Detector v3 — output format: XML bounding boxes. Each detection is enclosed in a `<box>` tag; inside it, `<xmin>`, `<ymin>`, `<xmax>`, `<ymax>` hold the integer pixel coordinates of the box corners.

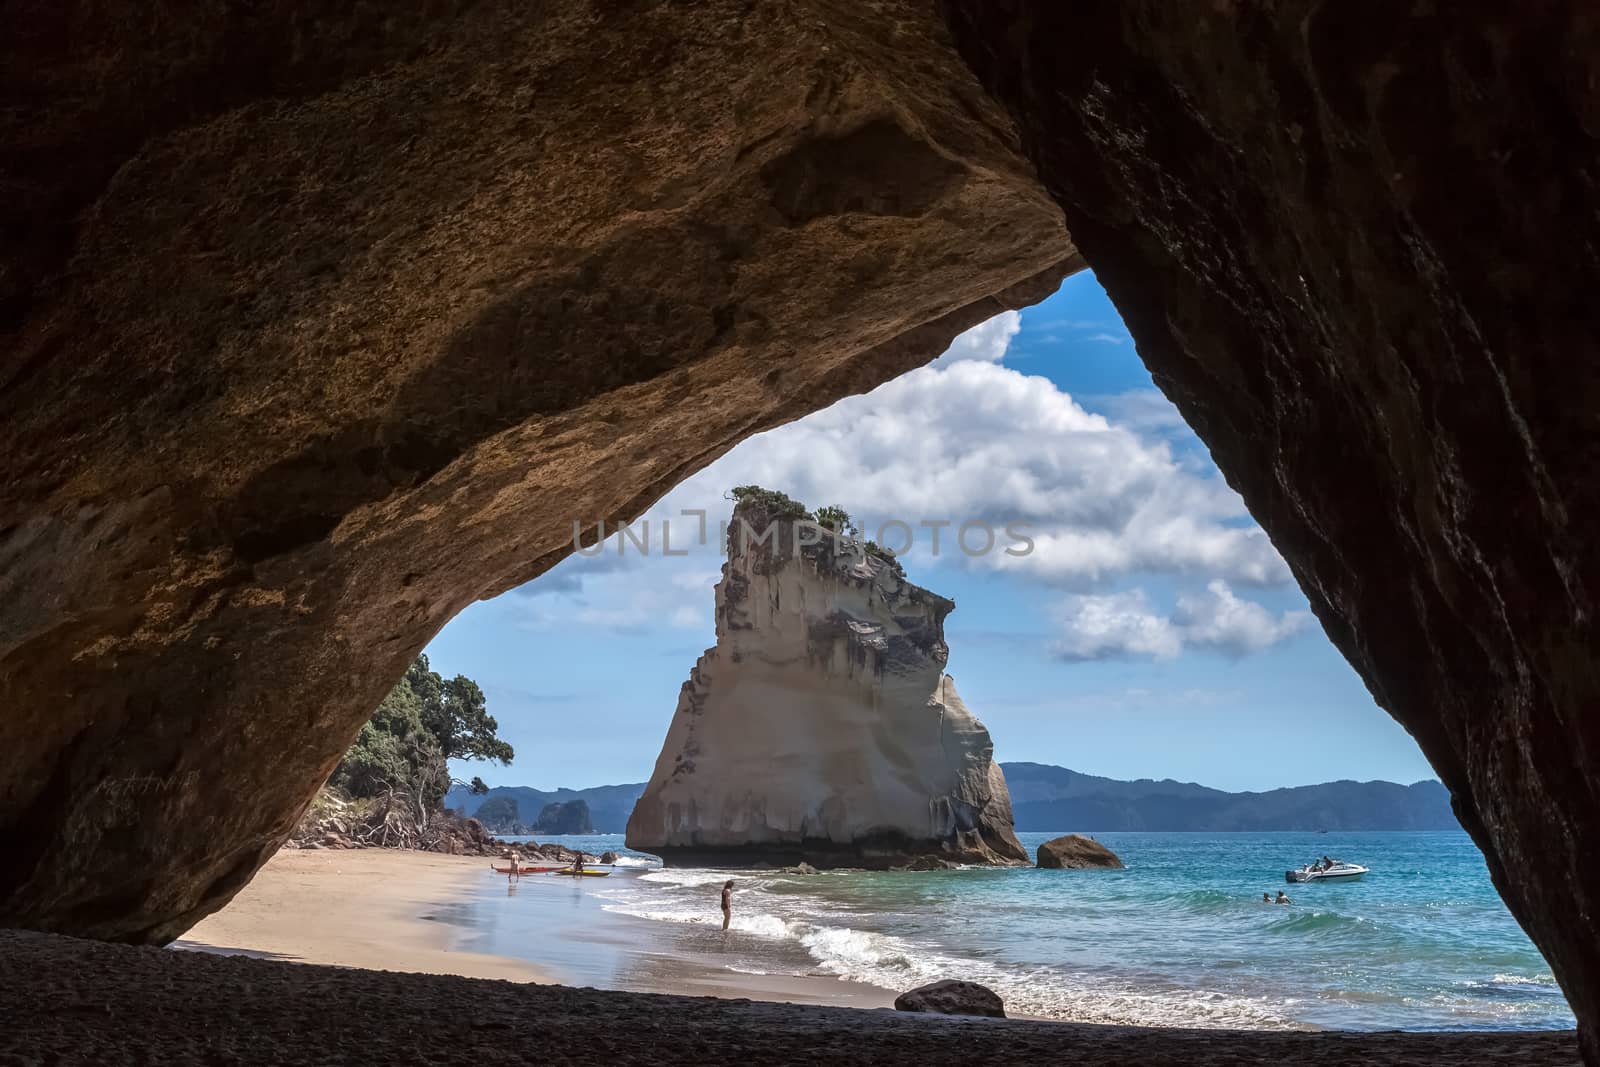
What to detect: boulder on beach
<box><xmin>1036</xmin><ymin>835</ymin><xmax>1124</xmax><ymax>869</ymax></box>
<box><xmin>893</xmin><ymin>980</ymin><xmax>1006</xmax><ymax>1018</ymax></box>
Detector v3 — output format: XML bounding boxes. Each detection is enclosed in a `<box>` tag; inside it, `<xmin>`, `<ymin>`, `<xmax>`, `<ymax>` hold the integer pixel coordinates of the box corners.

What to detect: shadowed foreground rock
<box><xmin>0</xmin><ymin>932</ymin><xmax>1579</xmax><ymax>1066</ymax></box>
<box><xmin>5</xmin><ymin>1</ymin><xmax>1600</xmax><ymax>1057</ymax></box>
<box><xmin>895</xmin><ymin>980</ymin><xmax>1007</xmax><ymax>1019</ymax></box>
<box><xmin>1036</xmin><ymin>835</ymin><xmax>1123</xmax><ymax>870</ymax></box>
<box><xmin>942</xmin><ymin>1</ymin><xmax>1600</xmax><ymax>1056</ymax></box>
<box><xmin>0</xmin><ymin>0</ymin><xmax>1072</xmax><ymax>943</ymax></box>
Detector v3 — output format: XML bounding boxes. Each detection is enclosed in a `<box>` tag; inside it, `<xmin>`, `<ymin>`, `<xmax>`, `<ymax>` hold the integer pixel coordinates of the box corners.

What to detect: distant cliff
<box><xmin>534</xmin><ymin>800</ymin><xmax>593</xmax><ymax>835</ymax></box>
<box><xmin>447</xmin><ymin>783</ymin><xmax>644</xmax><ymax>834</ymax></box>
<box><xmin>1001</xmin><ymin>763</ymin><xmax>1460</xmax><ymax>832</ymax></box>
<box><xmin>625</xmin><ymin>493</ymin><xmax>1027</xmax><ymax>869</ymax></box>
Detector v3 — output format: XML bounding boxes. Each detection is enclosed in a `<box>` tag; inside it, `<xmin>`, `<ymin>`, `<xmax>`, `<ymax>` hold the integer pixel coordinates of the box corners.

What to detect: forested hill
<box><xmin>450</xmin><ymin>766</ymin><xmax>1458</xmax><ymax>836</ymax></box>
<box><xmin>446</xmin><ymin>782</ymin><xmax>645</xmax><ymax>834</ymax></box>
<box><xmin>1000</xmin><ymin>762</ymin><xmax>1459</xmax><ymax>832</ymax></box>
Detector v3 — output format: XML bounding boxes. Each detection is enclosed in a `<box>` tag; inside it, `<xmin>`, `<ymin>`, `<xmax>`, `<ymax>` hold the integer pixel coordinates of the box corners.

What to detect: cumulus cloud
<box><xmin>1054</xmin><ymin>580</ymin><xmax>1310</xmax><ymax>661</ymax></box>
<box><xmin>1053</xmin><ymin>590</ymin><xmax>1183</xmax><ymax>661</ymax></box>
<box><xmin>636</xmin><ymin>333</ymin><xmax>1290</xmax><ymax>588</ymax></box>
<box><xmin>519</xmin><ymin>309</ymin><xmax>1301</xmax><ymax>665</ymax></box>
<box><xmin>929</xmin><ymin>311</ymin><xmax>1022</xmax><ymax>367</ymax></box>
<box><xmin>1173</xmin><ymin>579</ymin><xmax>1312</xmax><ymax>655</ymax></box>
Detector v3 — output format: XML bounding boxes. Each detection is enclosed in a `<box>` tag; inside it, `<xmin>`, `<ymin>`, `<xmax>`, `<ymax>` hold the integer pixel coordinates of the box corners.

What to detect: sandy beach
<box><xmin>179</xmin><ymin>849</ymin><xmax>550</xmax><ymax>983</ymax></box>
<box><xmin>181</xmin><ymin>847</ymin><xmax>896</xmax><ymax>1011</ymax></box>
<box><xmin>3</xmin><ymin>849</ymin><xmax>1574</xmax><ymax>1065</ymax></box>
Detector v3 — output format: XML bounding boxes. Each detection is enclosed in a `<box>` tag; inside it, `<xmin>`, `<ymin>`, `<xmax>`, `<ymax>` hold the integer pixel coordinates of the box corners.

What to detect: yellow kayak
<box><xmin>553</xmin><ymin>869</ymin><xmax>611</xmax><ymax>877</ymax></box>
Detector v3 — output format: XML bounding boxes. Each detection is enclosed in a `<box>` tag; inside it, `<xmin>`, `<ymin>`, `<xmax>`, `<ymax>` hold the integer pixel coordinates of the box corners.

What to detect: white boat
<box><xmin>1286</xmin><ymin>860</ymin><xmax>1369</xmax><ymax>883</ymax></box>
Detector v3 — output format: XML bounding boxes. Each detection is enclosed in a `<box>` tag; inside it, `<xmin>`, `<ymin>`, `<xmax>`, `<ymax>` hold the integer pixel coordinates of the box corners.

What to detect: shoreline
<box><xmin>2</xmin><ymin>929</ymin><xmax>1579</xmax><ymax>1066</ymax></box>
<box><xmin>179</xmin><ymin>848</ymin><xmax>551</xmax><ymax>983</ymax></box>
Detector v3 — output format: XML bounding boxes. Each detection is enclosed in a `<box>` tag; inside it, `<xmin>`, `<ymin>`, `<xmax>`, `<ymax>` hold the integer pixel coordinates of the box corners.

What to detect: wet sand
<box><xmin>1</xmin><ymin>929</ymin><xmax>1578</xmax><ymax>1066</ymax></box>
<box><xmin>447</xmin><ymin>857</ymin><xmax>899</xmax><ymax>1010</ymax></box>
<box><xmin>179</xmin><ymin>848</ymin><xmax>550</xmax><ymax>983</ymax></box>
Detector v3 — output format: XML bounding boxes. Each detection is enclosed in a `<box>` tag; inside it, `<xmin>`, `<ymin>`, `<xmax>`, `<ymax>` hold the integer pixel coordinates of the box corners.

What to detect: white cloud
<box><xmin>929</xmin><ymin>311</ymin><xmax>1021</xmax><ymax>366</ymax></box>
<box><xmin>516</xmin><ymin>310</ymin><xmax>1302</xmax><ymax>665</ymax></box>
<box><xmin>1053</xmin><ymin>590</ymin><xmax>1183</xmax><ymax>661</ymax></box>
<box><xmin>1054</xmin><ymin>580</ymin><xmax>1309</xmax><ymax>661</ymax></box>
<box><xmin>1087</xmin><ymin>332</ymin><xmax>1126</xmax><ymax>345</ymax></box>
<box><xmin>1173</xmin><ymin>579</ymin><xmax>1312</xmax><ymax>656</ymax></box>
<box><xmin>636</xmin><ymin>340</ymin><xmax>1290</xmax><ymax>588</ymax></box>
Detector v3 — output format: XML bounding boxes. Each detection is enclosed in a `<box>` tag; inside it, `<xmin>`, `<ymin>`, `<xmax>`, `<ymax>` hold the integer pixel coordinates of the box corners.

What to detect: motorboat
<box><xmin>1286</xmin><ymin>859</ymin><xmax>1368</xmax><ymax>883</ymax></box>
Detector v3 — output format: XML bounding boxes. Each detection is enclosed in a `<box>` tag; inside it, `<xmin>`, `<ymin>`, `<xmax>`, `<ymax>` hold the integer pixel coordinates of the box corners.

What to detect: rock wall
<box><xmin>626</xmin><ymin>503</ymin><xmax>1027</xmax><ymax>868</ymax></box>
<box><xmin>0</xmin><ymin>0</ymin><xmax>1074</xmax><ymax>943</ymax></box>
<box><xmin>940</xmin><ymin>0</ymin><xmax>1600</xmax><ymax>1056</ymax></box>
<box><xmin>5</xmin><ymin>2</ymin><xmax>1600</xmax><ymax>1052</ymax></box>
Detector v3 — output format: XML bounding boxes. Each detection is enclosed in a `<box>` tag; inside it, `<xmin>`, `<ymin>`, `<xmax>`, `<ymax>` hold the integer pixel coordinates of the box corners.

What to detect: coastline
<box><xmin>179</xmin><ymin>847</ymin><xmax>896</xmax><ymax>1010</ymax></box>
<box><xmin>2</xmin><ymin>929</ymin><xmax>1579</xmax><ymax>1067</ymax></box>
<box><xmin>178</xmin><ymin>848</ymin><xmax>551</xmax><ymax>983</ymax></box>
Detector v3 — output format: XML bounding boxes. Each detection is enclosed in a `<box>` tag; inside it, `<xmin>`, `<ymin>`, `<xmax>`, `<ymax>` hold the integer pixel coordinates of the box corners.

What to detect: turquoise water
<box><xmin>492</xmin><ymin>830</ymin><xmax>1571</xmax><ymax>1031</ymax></box>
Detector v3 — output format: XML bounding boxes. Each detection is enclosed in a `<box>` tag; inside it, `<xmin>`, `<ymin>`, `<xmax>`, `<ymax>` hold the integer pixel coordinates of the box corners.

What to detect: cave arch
<box><xmin>2</xmin><ymin>0</ymin><xmax>1596</xmax><ymax>1059</ymax></box>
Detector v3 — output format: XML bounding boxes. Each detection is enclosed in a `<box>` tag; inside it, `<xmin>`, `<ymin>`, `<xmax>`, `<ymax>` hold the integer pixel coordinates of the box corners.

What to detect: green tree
<box><xmin>330</xmin><ymin>654</ymin><xmax>512</xmax><ymax>809</ymax></box>
<box><xmin>813</xmin><ymin>505</ymin><xmax>857</xmax><ymax>537</ymax></box>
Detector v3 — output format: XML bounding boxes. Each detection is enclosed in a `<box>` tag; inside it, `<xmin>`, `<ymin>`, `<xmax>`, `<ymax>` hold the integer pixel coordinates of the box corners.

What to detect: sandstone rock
<box><xmin>1036</xmin><ymin>836</ymin><xmax>1123</xmax><ymax>870</ymax></box>
<box><xmin>0</xmin><ymin>1</ymin><xmax>1072</xmax><ymax>944</ymax></box>
<box><xmin>5</xmin><ymin>2</ymin><xmax>1599</xmax><ymax>1054</ymax></box>
<box><xmin>626</xmin><ymin>499</ymin><xmax>1028</xmax><ymax>870</ymax></box>
<box><xmin>939</xmin><ymin>5</ymin><xmax>1600</xmax><ymax>1049</ymax></box>
<box><xmin>893</xmin><ymin>980</ymin><xmax>1005</xmax><ymax>1019</ymax></box>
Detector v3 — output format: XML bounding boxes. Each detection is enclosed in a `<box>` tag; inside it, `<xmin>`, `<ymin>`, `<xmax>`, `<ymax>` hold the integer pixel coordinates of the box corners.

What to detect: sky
<box><xmin>429</xmin><ymin>271</ymin><xmax>1437</xmax><ymax>794</ymax></box>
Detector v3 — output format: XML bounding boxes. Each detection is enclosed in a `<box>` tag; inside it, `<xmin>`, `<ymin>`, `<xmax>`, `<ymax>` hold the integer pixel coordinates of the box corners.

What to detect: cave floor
<box><xmin>0</xmin><ymin>931</ymin><xmax>1578</xmax><ymax>1065</ymax></box>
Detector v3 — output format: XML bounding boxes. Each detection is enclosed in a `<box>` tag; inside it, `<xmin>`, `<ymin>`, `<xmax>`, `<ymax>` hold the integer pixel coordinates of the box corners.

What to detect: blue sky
<box><xmin>430</xmin><ymin>272</ymin><xmax>1437</xmax><ymax>793</ymax></box>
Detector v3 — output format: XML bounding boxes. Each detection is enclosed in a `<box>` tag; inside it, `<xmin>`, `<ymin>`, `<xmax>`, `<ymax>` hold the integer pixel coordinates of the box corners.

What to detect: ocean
<box><xmin>471</xmin><ymin>830</ymin><xmax>1572</xmax><ymax>1032</ymax></box>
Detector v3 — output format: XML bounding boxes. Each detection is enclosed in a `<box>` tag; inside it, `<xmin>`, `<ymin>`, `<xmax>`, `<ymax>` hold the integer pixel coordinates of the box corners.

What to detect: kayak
<box><xmin>553</xmin><ymin>869</ymin><xmax>611</xmax><ymax>877</ymax></box>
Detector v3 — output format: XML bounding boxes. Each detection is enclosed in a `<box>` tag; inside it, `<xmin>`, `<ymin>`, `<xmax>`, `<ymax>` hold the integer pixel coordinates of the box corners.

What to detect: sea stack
<box><xmin>626</xmin><ymin>492</ymin><xmax>1028</xmax><ymax>869</ymax></box>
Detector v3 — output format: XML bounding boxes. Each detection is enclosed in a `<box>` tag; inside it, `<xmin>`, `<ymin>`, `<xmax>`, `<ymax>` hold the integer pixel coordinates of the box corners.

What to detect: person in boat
<box><xmin>1322</xmin><ymin>855</ymin><xmax>1334</xmax><ymax>869</ymax></box>
<box><xmin>721</xmin><ymin>879</ymin><xmax>734</xmax><ymax>931</ymax></box>
<box><xmin>1276</xmin><ymin>890</ymin><xmax>1293</xmax><ymax>905</ymax></box>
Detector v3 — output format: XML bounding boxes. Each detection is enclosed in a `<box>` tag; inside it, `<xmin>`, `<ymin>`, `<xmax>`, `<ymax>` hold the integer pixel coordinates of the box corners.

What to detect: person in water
<box><xmin>721</xmin><ymin>879</ymin><xmax>734</xmax><ymax>931</ymax></box>
<box><xmin>1276</xmin><ymin>890</ymin><xmax>1293</xmax><ymax>905</ymax></box>
<box><xmin>569</xmin><ymin>850</ymin><xmax>585</xmax><ymax>875</ymax></box>
<box><xmin>503</xmin><ymin>848</ymin><xmax>520</xmax><ymax>879</ymax></box>
<box><xmin>1262</xmin><ymin>892</ymin><xmax>1272</xmax><ymax>903</ymax></box>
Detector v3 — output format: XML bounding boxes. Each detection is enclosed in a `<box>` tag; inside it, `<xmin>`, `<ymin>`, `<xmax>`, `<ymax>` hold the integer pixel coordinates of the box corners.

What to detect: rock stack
<box><xmin>626</xmin><ymin>496</ymin><xmax>1027</xmax><ymax>869</ymax></box>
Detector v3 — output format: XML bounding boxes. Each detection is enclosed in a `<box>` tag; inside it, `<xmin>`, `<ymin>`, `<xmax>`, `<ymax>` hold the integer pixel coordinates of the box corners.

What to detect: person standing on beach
<box><xmin>720</xmin><ymin>880</ymin><xmax>734</xmax><ymax>931</ymax></box>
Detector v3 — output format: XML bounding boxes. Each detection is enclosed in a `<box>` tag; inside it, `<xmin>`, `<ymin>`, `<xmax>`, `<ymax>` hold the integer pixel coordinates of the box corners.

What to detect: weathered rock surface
<box><xmin>941</xmin><ymin>1</ymin><xmax>1600</xmax><ymax>1055</ymax></box>
<box><xmin>6</xmin><ymin>3</ymin><xmax>1600</xmax><ymax>1054</ymax></box>
<box><xmin>0</xmin><ymin>2</ymin><xmax>1073</xmax><ymax>943</ymax></box>
<box><xmin>626</xmin><ymin>501</ymin><xmax>1028</xmax><ymax>869</ymax></box>
<box><xmin>894</xmin><ymin>979</ymin><xmax>1006</xmax><ymax>1019</ymax></box>
<box><xmin>1036</xmin><ymin>835</ymin><xmax>1124</xmax><ymax>870</ymax></box>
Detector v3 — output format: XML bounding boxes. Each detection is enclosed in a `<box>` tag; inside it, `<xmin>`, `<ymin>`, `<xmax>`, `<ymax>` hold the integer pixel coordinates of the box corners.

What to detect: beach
<box><xmin>179</xmin><ymin>849</ymin><xmax>549</xmax><ymax>983</ymax></box>
<box><xmin>1</xmin><ymin>929</ymin><xmax>1579</xmax><ymax>1066</ymax></box>
<box><xmin>178</xmin><ymin>831</ymin><xmax>1576</xmax><ymax>1034</ymax></box>
<box><xmin>43</xmin><ymin>843</ymin><xmax>1570</xmax><ymax>1065</ymax></box>
<box><xmin>180</xmin><ymin>846</ymin><xmax>897</xmax><ymax>1011</ymax></box>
